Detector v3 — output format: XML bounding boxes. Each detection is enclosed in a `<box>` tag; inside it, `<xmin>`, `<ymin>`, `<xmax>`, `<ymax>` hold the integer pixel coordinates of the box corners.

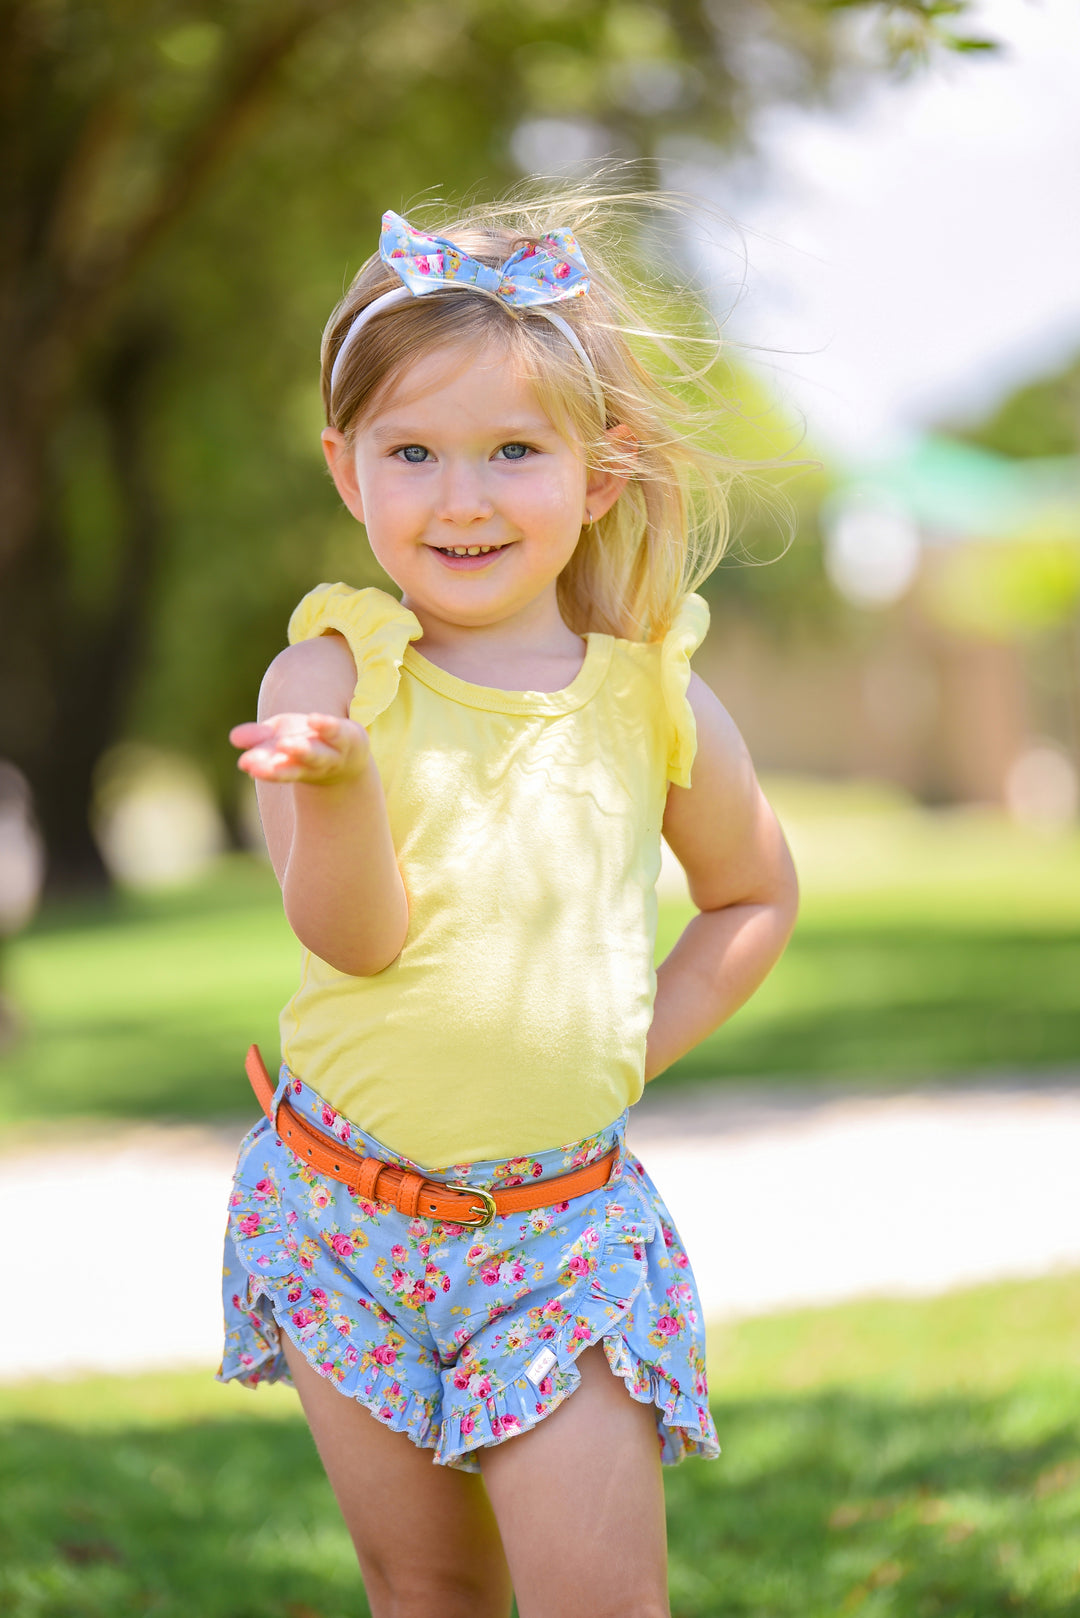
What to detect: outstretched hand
<box><xmin>229</xmin><ymin>712</ymin><xmax>371</xmax><ymax>786</ymax></box>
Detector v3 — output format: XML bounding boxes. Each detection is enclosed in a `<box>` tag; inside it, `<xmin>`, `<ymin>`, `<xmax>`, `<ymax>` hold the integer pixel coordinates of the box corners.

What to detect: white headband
<box><xmin>329</xmin><ymin>286</ymin><xmax>608</xmax><ymax>424</ymax></box>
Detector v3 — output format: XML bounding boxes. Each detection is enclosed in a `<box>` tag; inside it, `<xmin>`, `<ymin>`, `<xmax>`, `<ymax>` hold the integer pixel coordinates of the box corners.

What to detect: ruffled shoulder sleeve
<box><xmin>660</xmin><ymin>592</ymin><xmax>710</xmax><ymax>788</ymax></box>
<box><xmin>287</xmin><ymin>583</ymin><xmax>423</xmax><ymax>728</ymax></box>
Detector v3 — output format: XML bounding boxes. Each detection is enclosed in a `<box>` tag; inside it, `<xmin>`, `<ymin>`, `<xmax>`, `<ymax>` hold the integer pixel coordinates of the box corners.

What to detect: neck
<box><xmin>402</xmin><ymin>589</ymin><xmax>586</xmax><ymax>690</ymax></box>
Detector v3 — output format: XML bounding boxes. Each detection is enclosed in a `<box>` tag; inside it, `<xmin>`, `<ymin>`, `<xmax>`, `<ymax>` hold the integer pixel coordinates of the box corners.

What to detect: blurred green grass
<box><xmin>1</xmin><ymin>1272</ymin><xmax>1077</xmax><ymax>1617</ymax></box>
<box><xmin>1</xmin><ymin>783</ymin><xmax>1079</xmax><ymax>1126</ymax></box>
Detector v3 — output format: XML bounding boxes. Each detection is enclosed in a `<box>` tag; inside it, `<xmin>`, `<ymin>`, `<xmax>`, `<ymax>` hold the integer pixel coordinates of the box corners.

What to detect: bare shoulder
<box><xmin>663</xmin><ymin>671</ymin><xmax>795</xmax><ymax>911</ymax></box>
<box><xmin>257</xmin><ymin>632</ymin><xmax>358</xmax><ymax>721</ymax></box>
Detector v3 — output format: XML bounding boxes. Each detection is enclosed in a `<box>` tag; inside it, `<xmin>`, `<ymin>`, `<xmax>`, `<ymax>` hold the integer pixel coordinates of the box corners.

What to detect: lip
<box><xmin>426</xmin><ymin>542</ymin><xmax>512</xmax><ymax>572</ymax></box>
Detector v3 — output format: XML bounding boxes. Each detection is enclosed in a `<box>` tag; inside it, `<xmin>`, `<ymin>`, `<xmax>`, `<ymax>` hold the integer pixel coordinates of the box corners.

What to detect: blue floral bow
<box><xmin>379</xmin><ymin>210</ymin><xmax>591</xmax><ymax>307</ymax></box>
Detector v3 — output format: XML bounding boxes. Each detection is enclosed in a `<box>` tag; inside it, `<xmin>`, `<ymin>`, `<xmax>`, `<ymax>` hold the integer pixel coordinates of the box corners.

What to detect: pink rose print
<box><xmin>554</xmin><ymin>262</ymin><xmax>570</xmax><ymax>279</ymax></box>
<box><xmin>291</xmin><ymin>1307</ymin><xmax>316</xmax><ymax>1330</ymax></box>
<box><xmin>391</xmin><ymin>1244</ymin><xmax>407</xmax><ymax>1263</ymax></box>
<box><xmin>480</xmin><ymin>1265</ymin><xmax>500</xmax><ymax>1287</ymax></box>
<box><xmin>415</xmin><ymin>254</ymin><xmax>431</xmax><ymax>274</ymax></box>
<box><xmin>292</xmin><ymin>1078</ymin><xmax>302</xmax><ymax>1095</ymax></box>
<box><xmin>537</xmin><ymin>1376</ymin><xmax>553</xmax><ymax>1397</ymax></box>
<box><xmin>371</xmin><ymin>1343</ymin><xmax>397</xmax><ymax>1367</ymax></box>
<box><xmin>566</xmin><ymin>1254</ymin><xmax>592</xmax><ymax>1277</ymax></box>
<box><xmin>320</xmin><ymin>1104</ymin><xmax>336</xmax><ymax>1129</ymax></box>
<box><xmin>329</xmin><ymin>1233</ymin><xmax>355</xmax><ymax>1257</ymax></box>
<box><xmin>253</xmin><ymin>1178</ymin><xmax>275</xmax><ymax>1201</ymax></box>
<box><xmin>311</xmin><ymin>1288</ymin><xmax>328</xmax><ymax>1308</ymax></box>
<box><xmin>571</xmin><ymin>1324</ymin><xmax>591</xmax><ymax>1343</ymax></box>
<box><xmin>237</xmin><ymin>1212</ymin><xmax>260</xmax><ymax>1237</ymax></box>
<box><xmin>537</xmin><ymin>1323</ymin><xmax>556</xmax><ymax>1340</ymax></box>
<box><xmin>655</xmin><ymin>1315</ymin><xmax>680</xmax><ymax>1337</ymax></box>
<box><xmin>452</xmin><ymin>1367</ymin><xmax>471</xmax><ymax>1391</ymax></box>
<box><xmin>344</xmin><ymin>1345</ymin><xmax>359</xmax><ymax>1366</ymax></box>
<box><xmin>460</xmin><ymin>1412</ymin><xmax>476</xmax><ymax>1436</ymax></box>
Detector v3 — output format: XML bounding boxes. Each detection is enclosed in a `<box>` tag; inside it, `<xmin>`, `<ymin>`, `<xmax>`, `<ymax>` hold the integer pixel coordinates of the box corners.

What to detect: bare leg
<box><xmin>480</xmin><ymin>1344</ymin><xmax>670</xmax><ymax>1618</ymax></box>
<box><xmin>280</xmin><ymin>1332</ymin><xmax>514</xmax><ymax>1618</ymax></box>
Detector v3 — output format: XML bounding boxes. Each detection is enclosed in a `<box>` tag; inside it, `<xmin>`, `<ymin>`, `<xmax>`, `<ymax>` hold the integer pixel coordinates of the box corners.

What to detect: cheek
<box><xmin>516</xmin><ymin>466</ymin><xmax>585</xmax><ymax>527</ymax></box>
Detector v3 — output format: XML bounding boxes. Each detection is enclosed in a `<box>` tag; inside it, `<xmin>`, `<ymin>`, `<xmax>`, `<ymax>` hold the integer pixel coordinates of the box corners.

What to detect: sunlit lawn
<box><xmin>1</xmin><ymin>1272</ymin><xmax>1077</xmax><ymax>1617</ymax></box>
<box><xmin>1</xmin><ymin>782</ymin><xmax>1078</xmax><ymax>1126</ymax></box>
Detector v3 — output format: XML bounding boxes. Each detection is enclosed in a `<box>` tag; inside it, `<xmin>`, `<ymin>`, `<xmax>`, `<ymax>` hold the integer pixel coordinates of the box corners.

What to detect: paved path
<box><xmin>2</xmin><ymin>1079</ymin><xmax>1078</xmax><ymax>1382</ymax></box>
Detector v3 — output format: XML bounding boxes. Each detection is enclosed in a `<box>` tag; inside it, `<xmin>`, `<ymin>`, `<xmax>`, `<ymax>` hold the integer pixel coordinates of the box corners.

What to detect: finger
<box><xmin>229</xmin><ymin>722</ymin><xmax>273</xmax><ymax>749</ymax></box>
<box><xmin>236</xmin><ymin>748</ymin><xmax>317</xmax><ymax>782</ymax></box>
<box><xmin>306</xmin><ymin>712</ymin><xmax>348</xmax><ymax>741</ymax></box>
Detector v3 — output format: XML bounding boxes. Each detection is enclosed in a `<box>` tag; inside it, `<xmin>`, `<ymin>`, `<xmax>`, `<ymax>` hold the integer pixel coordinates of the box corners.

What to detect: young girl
<box><xmin>220</xmin><ymin>191</ymin><xmax>798</xmax><ymax>1618</ymax></box>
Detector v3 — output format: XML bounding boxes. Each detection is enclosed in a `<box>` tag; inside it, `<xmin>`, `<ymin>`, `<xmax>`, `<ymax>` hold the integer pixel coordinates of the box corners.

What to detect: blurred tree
<box><xmin>952</xmin><ymin>352</ymin><xmax>1080</xmax><ymax>460</ymax></box>
<box><xmin>0</xmin><ymin>0</ymin><xmax>988</xmax><ymax>889</ymax></box>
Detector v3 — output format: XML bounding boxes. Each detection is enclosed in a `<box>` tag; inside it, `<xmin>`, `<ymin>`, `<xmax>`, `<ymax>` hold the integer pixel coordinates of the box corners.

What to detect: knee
<box><xmin>363</xmin><ymin>1566</ymin><xmax>509</xmax><ymax>1618</ymax></box>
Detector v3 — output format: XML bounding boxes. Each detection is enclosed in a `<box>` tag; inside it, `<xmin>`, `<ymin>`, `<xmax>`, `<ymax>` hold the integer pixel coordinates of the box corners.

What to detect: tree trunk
<box><xmin>0</xmin><ymin>320</ymin><xmax>170</xmax><ymax>893</ymax></box>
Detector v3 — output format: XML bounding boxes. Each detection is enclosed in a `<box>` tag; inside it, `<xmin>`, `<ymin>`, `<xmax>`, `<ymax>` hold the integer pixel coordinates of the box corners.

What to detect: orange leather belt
<box><xmin>244</xmin><ymin>1044</ymin><xmax>618</xmax><ymax>1230</ymax></box>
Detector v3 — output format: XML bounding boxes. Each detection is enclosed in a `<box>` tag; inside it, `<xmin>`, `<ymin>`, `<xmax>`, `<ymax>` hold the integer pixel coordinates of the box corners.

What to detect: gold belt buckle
<box><xmin>448</xmin><ymin>1183</ymin><xmax>497</xmax><ymax>1228</ymax></box>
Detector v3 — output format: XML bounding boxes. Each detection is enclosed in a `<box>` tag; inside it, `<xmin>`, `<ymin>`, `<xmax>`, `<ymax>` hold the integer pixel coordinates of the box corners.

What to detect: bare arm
<box><xmin>645</xmin><ymin>672</ymin><xmax>799</xmax><ymax>1081</ymax></box>
<box><xmin>230</xmin><ymin>634</ymin><xmax>408</xmax><ymax>976</ymax></box>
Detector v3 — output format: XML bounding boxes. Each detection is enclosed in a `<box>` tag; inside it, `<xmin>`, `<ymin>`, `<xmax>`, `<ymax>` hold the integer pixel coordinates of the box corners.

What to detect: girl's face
<box><xmin>323</xmin><ymin>338</ymin><xmax>625</xmax><ymax>635</ymax></box>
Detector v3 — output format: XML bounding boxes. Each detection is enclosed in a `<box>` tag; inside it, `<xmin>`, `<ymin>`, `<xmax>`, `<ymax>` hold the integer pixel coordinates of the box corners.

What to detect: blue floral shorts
<box><xmin>218</xmin><ymin>1065</ymin><xmax>720</xmax><ymax>1471</ymax></box>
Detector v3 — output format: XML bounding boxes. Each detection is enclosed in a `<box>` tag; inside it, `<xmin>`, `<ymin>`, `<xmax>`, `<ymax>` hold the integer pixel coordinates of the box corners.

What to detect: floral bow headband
<box><xmin>329</xmin><ymin>210</ymin><xmax>605</xmax><ymax>419</ymax></box>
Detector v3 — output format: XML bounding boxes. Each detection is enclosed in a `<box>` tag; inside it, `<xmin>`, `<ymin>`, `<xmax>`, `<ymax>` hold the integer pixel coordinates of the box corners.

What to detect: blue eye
<box><xmin>399</xmin><ymin>445</ymin><xmax>429</xmax><ymax>463</ymax></box>
<box><xmin>497</xmin><ymin>443</ymin><xmax>530</xmax><ymax>461</ymax></box>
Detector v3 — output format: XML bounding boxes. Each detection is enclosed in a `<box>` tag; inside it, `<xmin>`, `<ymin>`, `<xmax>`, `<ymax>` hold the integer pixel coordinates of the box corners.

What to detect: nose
<box><xmin>435</xmin><ymin>458</ymin><xmax>494</xmax><ymax>527</ymax></box>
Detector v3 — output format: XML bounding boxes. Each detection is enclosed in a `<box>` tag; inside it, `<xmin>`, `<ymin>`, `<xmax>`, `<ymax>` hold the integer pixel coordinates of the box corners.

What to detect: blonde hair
<box><xmin>320</xmin><ymin>183</ymin><xmax>742</xmax><ymax>642</ymax></box>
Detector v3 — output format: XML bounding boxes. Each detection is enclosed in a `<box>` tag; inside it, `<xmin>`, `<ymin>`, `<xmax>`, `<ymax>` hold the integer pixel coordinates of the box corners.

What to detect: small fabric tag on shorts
<box><xmin>525</xmin><ymin>1347</ymin><xmax>557</xmax><ymax>1386</ymax></box>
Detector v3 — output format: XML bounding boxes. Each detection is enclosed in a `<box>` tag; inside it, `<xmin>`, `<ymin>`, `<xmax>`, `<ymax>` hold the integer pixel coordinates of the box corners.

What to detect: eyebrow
<box><xmin>368</xmin><ymin>418</ymin><xmax>553</xmax><ymax>444</ymax></box>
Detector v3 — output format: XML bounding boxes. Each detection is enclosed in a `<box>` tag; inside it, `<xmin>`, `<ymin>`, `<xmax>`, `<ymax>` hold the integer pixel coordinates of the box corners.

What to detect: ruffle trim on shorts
<box><xmin>219</xmin><ymin>1242</ymin><xmax>442</xmax><ymax>1458</ymax></box>
<box><xmin>433</xmin><ymin>1187</ymin><xmax>719</xmax><ymax>1469</ymax></box>
<box><xmin>219</xmin><ymin>1151</ymin><xmax>719</xmax><ymax>1471</ymax></box>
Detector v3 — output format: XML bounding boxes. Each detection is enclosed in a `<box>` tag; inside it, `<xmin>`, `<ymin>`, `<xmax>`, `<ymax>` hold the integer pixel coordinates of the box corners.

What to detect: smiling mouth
<box><xmin>432</xmin><ymin>542</ymin><xmax>509</xmax><ymax>557</ymax></box>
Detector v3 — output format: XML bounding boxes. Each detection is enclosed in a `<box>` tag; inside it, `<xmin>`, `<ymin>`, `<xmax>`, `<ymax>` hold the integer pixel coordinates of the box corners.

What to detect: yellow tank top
<box><xmin>278</xmin><ymin>582</ymin><xmax>709</xmax><ymax>1168</ymax></box>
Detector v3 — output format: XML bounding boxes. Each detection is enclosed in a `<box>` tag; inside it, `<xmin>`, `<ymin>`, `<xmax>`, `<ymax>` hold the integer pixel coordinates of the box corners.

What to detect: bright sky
<box><xmin>673</xmin><ymin>0</ymin><xmax>1080</xmax><ymax>462</ymax></box>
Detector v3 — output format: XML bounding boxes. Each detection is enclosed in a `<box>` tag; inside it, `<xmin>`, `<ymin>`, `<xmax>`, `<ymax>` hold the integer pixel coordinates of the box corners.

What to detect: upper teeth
<box><xmin>443</xmin><ymin>545</ymin><xmax>498</xmax><ymax>556</ymax></box>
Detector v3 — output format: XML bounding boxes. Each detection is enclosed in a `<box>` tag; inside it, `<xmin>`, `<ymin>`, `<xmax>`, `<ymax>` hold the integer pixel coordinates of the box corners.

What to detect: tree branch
<box><xmin>55</xmin><ymin>0</ymin><xmax>347</xmax><ymax>350</ymax></box>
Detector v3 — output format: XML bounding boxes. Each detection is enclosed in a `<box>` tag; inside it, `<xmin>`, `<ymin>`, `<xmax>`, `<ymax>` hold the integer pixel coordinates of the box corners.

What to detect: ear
<box><xmin>321</xmin><ymin>427</ymin><xmax>366</xmax><ymax>524</ymax></box>
<box><xmin>584</xmin><ymin>422</ymin><xmax>638</xmax><ymax>523</ymax></box>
